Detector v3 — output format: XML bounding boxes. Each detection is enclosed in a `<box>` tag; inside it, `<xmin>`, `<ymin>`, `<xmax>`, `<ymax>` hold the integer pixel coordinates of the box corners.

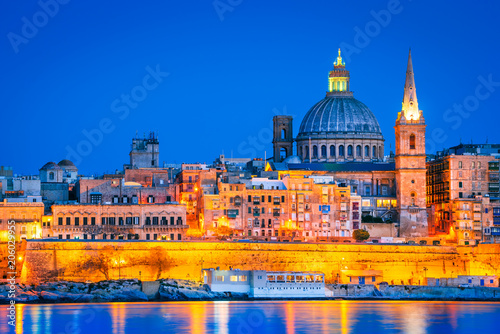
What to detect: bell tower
<box><xmin>394</xmin><ymin>49</ymin><xmax>427</xmax><ymax>237</ymax></box>
<box><xmin>273</xmin><ymin>115</ymin><xmax>294</xmax><ymax>162</ymax></box>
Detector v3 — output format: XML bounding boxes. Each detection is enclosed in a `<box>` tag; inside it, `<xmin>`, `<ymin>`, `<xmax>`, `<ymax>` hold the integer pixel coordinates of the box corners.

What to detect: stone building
<box><xmin>426</xmin><ymin>152</ymin><xmax>498</xmax><ymax>240</ymax></box>
<box><xmin>0</xmin><ymin>201</ymin><xmax>44</xmax><ymax>241</ymax></box>
<box><xmin>49</xmin><ymin>203</ymin><xmax>188</xmax><ymax>241</ymax></box>
<box><xmin>58</xmin><ymin>159</ymin><xmax>79</xmax><ymax>184</ymax></box>
<box><xmin>124</xmin><ymin>132</ymin><xmax>160</xmax><ymax>169</ymax></box>
<box><xmin>200</xmin><ymin>175</ymin><xmax>361</xmax><ymax>241</ymax></box>
<box><xmin>39</xmin><ymin>162</ymin><xmax>69</xmax><ymax>209</ymax></box>
<box><xmin>174</xmin><ymin>167</ymin><xmax>219</xmax><ymax>229</ymax></box>
<box><xmin>76</xmin><ymin>178</ymin><xmax>175</xmax><ymax>205</ymax></box>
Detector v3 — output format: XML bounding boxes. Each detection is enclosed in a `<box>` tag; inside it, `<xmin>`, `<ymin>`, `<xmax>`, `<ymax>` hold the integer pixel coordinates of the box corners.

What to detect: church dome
<box><xmin>58</xmin><ymin>159</ymin><xmax>78</xmax><ymax>171</ymax></box>
<box><xmin>294</xmin><ymin>48</ymin><xmax>385</xmax><ymax>162</ymax></box>
<box><xmin>40</xmin><ymin>162</ymin><xmax>62</xmax><ymax>171</ymax></box>
<box><xmin>283</xmin><ymin>155</ymin><xmax>302</xmax><ymax>164</ymax></box>
<box><xmin>297</xmin><ymin>96</ymin><xmax>383</xmax><ymax>140</ymax></box>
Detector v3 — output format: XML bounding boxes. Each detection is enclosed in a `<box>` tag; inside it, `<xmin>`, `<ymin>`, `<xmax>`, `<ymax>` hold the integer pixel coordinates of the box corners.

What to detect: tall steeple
<box><xmin>401</xmin><ymin>49</ymin><xmax>420</xmax><ymax>121</ymax></box>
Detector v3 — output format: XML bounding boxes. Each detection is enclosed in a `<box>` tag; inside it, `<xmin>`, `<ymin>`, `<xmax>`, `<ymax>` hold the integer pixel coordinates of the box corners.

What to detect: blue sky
<box><xmin>1</xmin><ymin>0</ymin><xmax>500</xmax><ymax>175</ymax></box>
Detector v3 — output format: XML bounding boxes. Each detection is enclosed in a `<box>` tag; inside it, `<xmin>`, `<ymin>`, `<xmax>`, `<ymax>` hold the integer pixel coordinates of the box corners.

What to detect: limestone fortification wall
<box><xmin>19</xmin><ymin>241</ymin><xmax>499</xmax><ymax>284</ymax></box>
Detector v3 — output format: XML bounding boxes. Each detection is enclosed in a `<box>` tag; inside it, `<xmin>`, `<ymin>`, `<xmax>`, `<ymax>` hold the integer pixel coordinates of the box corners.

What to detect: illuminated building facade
<box><xmin>201</xmin><ymin>175</ymin><xmax>361</xmax><ymax>240</ymax></box>
<box><xmin>394</xmin><ymin>50</ymin><xmax>428</xmax><ymax>237</ymax></box>
<box><xmin>0</xmin><ymin>201</ymin><xmax>44</xmax><ymax>242</ymax></box>
<box><xmin>427</xmin><ymin>152</ymin><xmax>499</xmax><ymax>242</ymax></box>
<box><xmin>49</xmin><ymin>203</ymin><xmax>187</xmax><ymax>241</ymax></box>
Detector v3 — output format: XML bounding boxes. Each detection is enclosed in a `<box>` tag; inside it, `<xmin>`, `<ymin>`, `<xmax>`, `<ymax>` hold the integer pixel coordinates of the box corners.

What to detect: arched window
<box><xmin>330</xmin><ymin>145</ymin><xmax>335</xmax><ymax>157</ymax></box>
<box><xmin>409</xmin><ymin>134</ymin><xmax>416</xmax><ymax>149</ymax></box>
<box><xmin>410</xmin><ymin>192</ymin><xmax>416</xmax><ymax>206</ymax></box>
<box><xmin>356</xmin><ymin>145</ymin><xmax>361</xmax><ymax>157</ymax></box>
<box><xmin>299</xmin><ymin>146</ymin><xmax>303</xmax><ymax>158</ymax></box>
<box><xmin>347</xmin><ymin>145</ymin><xmax>353</xmax><ymax>156</ymax></box>
<box><xmin>49</xmin><ymin>172</ymin><xmax>54</xmax><ymax>180</ymax></box>
<box><xmin>281</xmin><ymin>129</ymin><xmax>286</xmax><ymax>139</ymax></box>
<box><xmin>365</xmin><ymin>145</ymin><xmax>370</xmax><ymax>157</ymax></box>
<box><xmin>305</xmin><ymin>146</ymin><xmax>309</xmax><ymax>159</ymax></box>
<box><xmin>379</xmin><ymin>146</ymin><xmax>383</xmax><ymax>159</ymax></box>
<box><xmin>373</xmin><ymin>146</ymin><xmax>377</xmax><ymax>158</ymax></box>
<box><xmin>321</xmin><ymin>145</ymin><xmax>327</xmax><ymax>158</ymax></box>
<box><xmin>339</xmin><ymin>145</ymin><xmax>345</xmax><ymax>156</ymax></box>
<box><xmin>312</xmin><ymin>145</ymin><xmax>318</xmax><ymax>158</ymax></box>
<box><xmin>280</xmin><ymin>148</ymin><xmax>287</xmax><ymax>161</ymax></box>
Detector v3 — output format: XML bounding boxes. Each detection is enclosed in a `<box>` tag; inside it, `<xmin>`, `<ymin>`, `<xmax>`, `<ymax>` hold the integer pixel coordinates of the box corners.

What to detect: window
<box><xmin>312</xmin><ymin>145</ymin><xmax>318</xmax><ymax>158</ymax></box>
<box><xmin>83</xmin><ymin>217</ymin><xmax>88</xmax><ymax>225</ymax></box>
<box><xmin>411</xmin><ymin>192</ymin><xmax>416</xmax><ymax>206</ymax></box>
<box><xmin>356</xmin><ymin>145</ymin><xmax>361</xmax><ymax>157</ymax></box>
<box><xmin>339</xmin><ymin>145</ymin><xmax>345</xmax><ymax>157</ymax></box>
<box><xmin>230</xmin><ymin>276</ymin><xmax>238</xmax><ymax>282</ymax></box>
<box><xmin>216</xmin><ymin>276</ymin><xmax>224</xmax><ymax>282</ymax></box>
<box><xmin>365</xmin><ymin>145</ymin><xmax>369</xmax><ymax>157</ymax></box>
<box><xmin>91</xmin><ymin>217</ymin><xmax>96</xmax><ymax>225</ymax></box>
<box><xmin>330</xmin><ymin>145</ymin><xmax>335</xmax><ymax>157</ymax></box>
<box><xmin>347</xmin><ymin>145</ymin><xmax>353</xmax><ymax>156</ymax></box>
<box><xmin>49</xmin><ymin>172</ymin><xmax>54</xmax><ymax>180</ymax></box>
<box><xmin>472</xmin><ymin>162</ymin><xmax>475</xmax><ymax>169</ymax></box>
<box><xmin>75</xmin><ymin>217</ymin><xmax>79</xmax><ymax>226</ymax></box>
<box><xmin>66</xmin><ymin>217</ymin><xmax>71</xmax><ymax>225</ymax></box>
<box><xmin>321</xmin><ymin>145</ymin><xmax>327</xmax><ymax>158</ymax></box>
<box><xmin>459</xmin><ymin>182</ymin><xmax>463</xmax><ymax>188</ymax></box>
<box><xmin>373</xmin><ymin>146</ymin><xmax>377</xmax><ymax>158</ymax></box>
<box><xmin>459</xmin><ymin>161</ymin><xmax>463</xmax><ymax>169</ymax></box>
<box><xmin>410</xmin><ymin>134</ymin><xmax>416</xmax><ymax>149</ymax></box>
<box><xmin>459</xmin><ymin>192</ymin><xmax>463</xmax><ymax>198</ymax></box>
<box><xmin>147</xmin><ymin>195</ymin><xmax>154</xmax><ymax>203</ymax></box>
<box><xmin>58</xmin><ymin>217</ymin><xmax>63</xmax><ymax>225</ymax></box>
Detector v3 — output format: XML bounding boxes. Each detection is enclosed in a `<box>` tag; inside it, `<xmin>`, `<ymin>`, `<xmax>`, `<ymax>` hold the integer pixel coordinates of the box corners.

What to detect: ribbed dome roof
<box><xmin>39</xmin><ymin>162</ymin><xmax>62</xmax><ymax>170</ymax></box>
<box><xmin>58</xmin><ymin>159</ymin><xmax>75</xmax><ymax>167</ymax></box>
<box><xmin>297</xmin><ymin>96</ymin><xmax>382</xmax><ymax>138</ymax></box>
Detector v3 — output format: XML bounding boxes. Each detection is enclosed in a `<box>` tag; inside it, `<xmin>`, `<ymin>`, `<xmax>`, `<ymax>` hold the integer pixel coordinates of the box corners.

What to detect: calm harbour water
<box><xmin>2</xmin><ymin>300</ymin><xmax>500</xmax><ymax>334</ymax></box>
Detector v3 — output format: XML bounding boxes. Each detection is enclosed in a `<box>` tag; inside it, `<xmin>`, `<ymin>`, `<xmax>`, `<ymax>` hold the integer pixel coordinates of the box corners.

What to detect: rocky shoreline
<box><xmin>2</xmin><ymin>280</ymin><xmax>500</xmax><ymax>304</ymax></box>
<box><xmin>0</xmin><ymin>279</ymin><xmax>247</xmax><ymax>304</ymax></box>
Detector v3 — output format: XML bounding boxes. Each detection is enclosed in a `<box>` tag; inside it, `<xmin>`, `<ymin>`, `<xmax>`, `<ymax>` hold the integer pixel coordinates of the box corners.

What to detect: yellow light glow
<box><xmin>18</xmin><ymin>256</ymin><xmax>23</xmax><ymax>261</ymax></box>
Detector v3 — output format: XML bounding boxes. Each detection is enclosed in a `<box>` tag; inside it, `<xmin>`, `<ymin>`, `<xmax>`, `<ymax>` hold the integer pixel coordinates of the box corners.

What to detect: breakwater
<box><xmin>18</xmin><ymin>240</ymin><xmax>500</xmax><ymax>284</ymax></box>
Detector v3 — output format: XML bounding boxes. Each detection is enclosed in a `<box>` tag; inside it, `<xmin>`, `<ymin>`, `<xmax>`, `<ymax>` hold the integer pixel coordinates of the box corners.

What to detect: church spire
<box><xmin>401</xmin><ymin>49</ymin><xmax>420</xmax><ymax>121</ymax></box>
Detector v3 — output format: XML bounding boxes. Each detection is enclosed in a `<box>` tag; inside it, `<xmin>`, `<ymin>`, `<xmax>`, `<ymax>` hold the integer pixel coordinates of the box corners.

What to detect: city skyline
<box><xmin>2</xmin><ymin>1</ymin><xmax>500</xmax><ymax>175</ymax></box>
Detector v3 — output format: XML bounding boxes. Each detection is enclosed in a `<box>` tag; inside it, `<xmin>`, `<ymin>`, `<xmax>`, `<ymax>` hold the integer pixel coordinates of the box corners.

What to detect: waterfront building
<box><xmin>343</xmin><ymin>269</ymin><xmax>383</xmax><ymax>285</ymax></box>
<box><xmin>202</xmin><ymin>268</ymin><xmax>325</xmax><ymax>298</ymax></box>
<box><xmin>49</xmin><ymin>202</ymin><xmax>187</xmax><ymax>241</ymax></box>
<box><xmin>427</xmin><ymin>275</ymin><xmax>499</xmax><ymax>288</ymax></box>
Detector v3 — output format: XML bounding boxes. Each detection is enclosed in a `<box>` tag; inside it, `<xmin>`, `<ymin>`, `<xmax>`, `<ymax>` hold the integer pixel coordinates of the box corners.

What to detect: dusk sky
<box><xmin>2</xmin><ymin>0</ymin><xmax>500</xmax><ymax>175</ymax></box>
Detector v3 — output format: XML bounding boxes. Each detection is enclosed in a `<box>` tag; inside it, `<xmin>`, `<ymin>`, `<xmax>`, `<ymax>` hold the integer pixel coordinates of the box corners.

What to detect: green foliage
<box><xmin>352</xmin><ymin>229</ymin><xmax>370</xmax><ymax>242</ymax></box>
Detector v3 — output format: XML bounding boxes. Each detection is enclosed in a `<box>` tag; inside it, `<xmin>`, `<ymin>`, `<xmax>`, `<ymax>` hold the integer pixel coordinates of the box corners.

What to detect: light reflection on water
<box><xmin>1</xmin><ymin>300</ymin><xmax>499</xmax><ymax>334</ymax></box>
